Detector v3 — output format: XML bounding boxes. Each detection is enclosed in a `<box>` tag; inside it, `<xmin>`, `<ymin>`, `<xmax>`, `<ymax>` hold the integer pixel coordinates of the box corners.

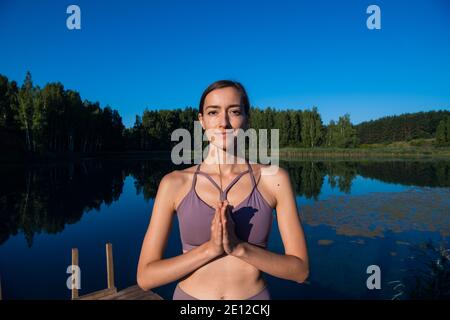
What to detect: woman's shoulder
<box><xmin>159</xmin><ymin>165</ymin><xmax>199</xmax><ymax>189</ymax></box>
<box><xmin>249</xmin><ymin>163</ymin><xmax>289</xmax><ymax>208</ymax></box>
<box><xmin>251</xmin><ymin>163</ymin><xmax>289</xmax><ymax>181</ymax></box>
<box><xmin>254</xmin><ymin>163</ymin><xmax>291</xmax><ymax>193</ymax></box>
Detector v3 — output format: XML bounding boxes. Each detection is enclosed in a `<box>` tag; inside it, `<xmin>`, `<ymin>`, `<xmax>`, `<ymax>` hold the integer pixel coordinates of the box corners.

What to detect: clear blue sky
<box><xmin>1</xmin><ymin>0</ymin><xmax>449</xmax><ymax>127</ymax></box>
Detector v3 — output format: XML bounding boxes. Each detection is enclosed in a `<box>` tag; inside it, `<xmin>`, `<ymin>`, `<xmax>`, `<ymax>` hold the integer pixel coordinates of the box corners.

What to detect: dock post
<box><xmin>106</xmin><ymin>243</ymin><xmax>115</xmax><ymax>289</ymax></box>
<box><xmin>71</xmin><ymin>248</ymin><xmax>79</xmax><ymax>299</ymax></box>
<box><xmin>0</xmin><ymin>275</ymin><xmax>2</xmax><ymax>300</ymax></box>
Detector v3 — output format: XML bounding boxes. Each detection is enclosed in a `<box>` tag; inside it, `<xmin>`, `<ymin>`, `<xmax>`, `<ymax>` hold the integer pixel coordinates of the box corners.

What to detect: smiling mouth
<box><xmin>215</xmin><ymin>130</ymin><xmax>234</xmax><ymax>135</ymax></box>
<box><xmin>210</xmin><ymin>130</ymin><xmax>234</xmax><ymax>143</ymax></box>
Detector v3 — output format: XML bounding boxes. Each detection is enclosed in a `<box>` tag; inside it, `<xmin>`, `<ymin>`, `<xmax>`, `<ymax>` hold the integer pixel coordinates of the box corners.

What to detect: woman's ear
<box><xmin>198</xmin><ymin>113</ymin><xmax>205</xmax><ymax>130</ymax></box>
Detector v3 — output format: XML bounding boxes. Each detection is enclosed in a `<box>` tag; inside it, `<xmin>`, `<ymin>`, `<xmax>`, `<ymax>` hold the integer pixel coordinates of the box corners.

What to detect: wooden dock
<box><xmin>71</xmin><ymin>243</ymin><xmax>163</xmax><ymax>300</ymax></box>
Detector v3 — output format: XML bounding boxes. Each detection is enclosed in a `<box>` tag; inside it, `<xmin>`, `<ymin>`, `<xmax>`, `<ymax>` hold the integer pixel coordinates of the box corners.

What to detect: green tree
<box><xmin>31</xmin><ymin>87</ymin><xmax>47</xmax><ymax>153</ymax></box>
<box><xmin>436</xmin><ymin>116</ymin><xmax>450</xmax><ymax>147</ymax></box>
<box><xmin>0</xmin><ymin>75</ymin><xmax>10</xmax><ymax>127</ymax></box>
<box><xmin>288</xmin><ymin>110</ymin><xmax>302</xmax><ymax>146</ymax></box>
<box><xmin>326</xmin><ymin>114</ymin><xmax>358</xmax><ymax>148</ymax></box>
<box><xmin>17</xmin><ymin>72</ymin><xmax>35</xmax><ymax>152</ymax></box>
<box><xmin>356</xmin><ymin>110</ymin><xmax>450</xmax><ymax>144</ymax></box>
<box><xmin>274</xmin><ymin>110</ymin><xmax>291</xmax><ymax>147</ymax></box>
<box><xmin>301</xmin><ymin>107</ymin><xmax>323</xmax><ymax>147</ymax></box>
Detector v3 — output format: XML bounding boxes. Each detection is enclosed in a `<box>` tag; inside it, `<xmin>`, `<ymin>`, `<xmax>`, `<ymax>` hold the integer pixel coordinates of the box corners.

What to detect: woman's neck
<box><xmin>203</xmin><ymin>143</ymin><xmax>247</xmax><ymax>174</ymax></box>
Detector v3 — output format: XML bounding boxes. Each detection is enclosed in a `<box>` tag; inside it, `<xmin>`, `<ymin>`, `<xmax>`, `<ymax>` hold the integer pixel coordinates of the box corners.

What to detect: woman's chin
<box><xmin>210</xmin><ymin>140</ymin><xmax>234</xmax><ymax>152</ymax></box>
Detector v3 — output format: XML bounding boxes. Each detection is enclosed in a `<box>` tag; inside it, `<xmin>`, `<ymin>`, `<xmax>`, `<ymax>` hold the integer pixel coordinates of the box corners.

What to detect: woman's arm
<box><xmin>136</xmin><ymin>172</ymin><xmax>224</xmax><ymax>291</ymax></box>
<box><xmin>224</xmin><ymin>166</ymin><xmax>309</xmax><ymax>283</ymax></box>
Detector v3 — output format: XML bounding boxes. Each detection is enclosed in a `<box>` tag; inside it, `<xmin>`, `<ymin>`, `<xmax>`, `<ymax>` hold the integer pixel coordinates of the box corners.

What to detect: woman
<box><xmin>137</xmin><ymin>80</ymin><xmax>309</xmax><ymax>300</ymax></box>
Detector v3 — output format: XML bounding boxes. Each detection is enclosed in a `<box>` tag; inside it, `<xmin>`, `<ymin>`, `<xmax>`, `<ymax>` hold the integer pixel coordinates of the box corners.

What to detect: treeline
<box><xmin>0</xmin><ymin>72</ymin><xmax>125</xmax><ymax>154</ymax></box>
<box><xmin>436</xmin><ymin>116</ymin><xmax>450</xmax><ymax>147</ymax></box>
<box><xmin>356</xmin><ymin>111</ymin><xmax>450</xmax><ymax>145</ymax></box>
<box><xmin>249</xmin><ymin>108</ymin><xmax>357</xmax><ymax>148</ymax></box>
<box><xmin>125</xmin><ymin>108</ymin><xmax>198</xmax><ymax>150</ymax></box>
<box><xmin>125</xmin><ymin>106</ymin><xmax>358</xmax><ymax>150</ymax></box>
<box><xmin>1</xmin><ymin>72</ymin><xmax>449</xmax><ymax>155</ymax></box>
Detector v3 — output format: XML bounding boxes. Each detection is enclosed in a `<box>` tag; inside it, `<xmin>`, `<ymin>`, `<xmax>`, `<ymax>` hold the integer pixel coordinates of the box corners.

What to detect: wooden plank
<box><xmin>116</xmin><ymin>286</ymin><xmax>162</xmax><ymax>300</ymax></box>
<box><xmin>106</xmin><ymin>243</ymin><xmax>115</xmax><ymax>289</ymax></box>
<box><xmin>112</xmin><ymin>287</ymin><xmax>148</xmax><ymax>300</ymax></box>
<box><xmin>71</xmin><ymin>248</ymin><xmax>79</xmax><ymax>300</ymax></box>
<box><xmin>76</xmin><ymin>287</ymin><xmax>117</xmax><ymax>300</ymax></box>
<box><xmin>68</xmin><ymin>243</ymin><xmax>164</xmax><ymax>300</ymax></box>
<box><xmin>101</xmin><ymin>285</ymin><xmax>142</xmax><ymax>300</ymax></box>
<box><xmin>137</xmin><ymin>292</ymin><xmax>163</xmax><ymax>300</ymax></box>
<box><xmin>131</xmin><ymin>291</ymin><xmax>163</xmax><ymax>300</ymax></box>
<box><xmin>107</xmin><ymin>285</ymin><xmax>140</xmax><ymax>297</ymax></box>
<box><xmin>99</xmin><ymin>285</ymin><xmax>163</xmax><ymax>300</ymax></box>
<box><xmin>0</xmin><ymin>275</ymin><xmax>2</xmax><ymax>300</ymax></box>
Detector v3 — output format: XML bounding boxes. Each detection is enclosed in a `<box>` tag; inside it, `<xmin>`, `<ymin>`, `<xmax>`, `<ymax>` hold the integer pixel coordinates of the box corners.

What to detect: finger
<box><xmin>214</xmin><ymin>212</ymin><xmax>219</xmax><ymax>227</ymax></box>
<box><xmin>222</xmin><ymin>211</ymin><xmax>228</xmax><ymax>237</ymax></box>
<box><xmin>223</xmin><ymin>200</ymin><xmax>229</xmax><ymax>209</ymax></box>
<box><xmin>221</xmin><ymin>207</ymin><xmax>227</xmax><ymax>224</ymax></box>
<box><xmin>220</xmin><ymin>201</ymin><xmax>227</xmax><ymax>218</ymax></box>
<box><xmin>221</xmin><ymin>210</ymin><xmax>227</xmax><ymax>226</ymax></box>
<box><xmin>223</xmin><ymin>223</ymin><xmax>228</xmax><ymax>237</ymax></box>
<box><xmin>215</xmin><ymin>212</ymin><xmax>220</xmax><ymax>228</ymax></box>
<box><xmin>216</xmin><ymin>211</ymin><xmax>222</xmax><ymax>230</ymax></box>
<box><xmin>217</xmin><ymin>217</ymin><xmax>222</xmax><ymax>241</ymax></box>
<box><xmin>216</xmin><ymin>202</ymin><xmax>223</xmax><ymax>217</ymax></box>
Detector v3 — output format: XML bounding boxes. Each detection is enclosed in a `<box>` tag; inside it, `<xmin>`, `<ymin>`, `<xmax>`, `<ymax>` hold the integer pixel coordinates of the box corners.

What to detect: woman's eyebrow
<box><xmin>204</xmin><ymin>104</ymin><xmax>241</xmax><ymax>110</ymax></box>
<box><xmin>204</xmin><ymin>105</ymin><xmax>221</xmax><ymax>110</ymax></box>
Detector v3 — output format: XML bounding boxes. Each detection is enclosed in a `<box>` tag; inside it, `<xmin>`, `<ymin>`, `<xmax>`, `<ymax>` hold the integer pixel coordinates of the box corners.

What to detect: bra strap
<box><xmin>191</xmin><ymin>164</ymin><xmax>202</xmax><ymax>189</ymax></box>
<box><xmin>246</xmin><ymin>162</ymin><xmax>257</xmax><ymax>187</ymax></box>
<box><xmin>193</xmin><ymin>162</ymin><xmax>257</xmax><ymax>201</ymax></box>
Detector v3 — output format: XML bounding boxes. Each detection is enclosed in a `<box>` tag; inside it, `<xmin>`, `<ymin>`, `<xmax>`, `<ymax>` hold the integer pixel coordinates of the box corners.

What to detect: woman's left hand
<box><xmin>220</xmin><ymin>200</ymin><xmax>244</xmax><ymax>256</ymax></box>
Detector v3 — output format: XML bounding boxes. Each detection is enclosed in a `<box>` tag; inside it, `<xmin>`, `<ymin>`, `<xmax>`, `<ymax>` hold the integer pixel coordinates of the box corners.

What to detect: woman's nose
<box><xmin>218</xmin><ymin>112</ymin><xmax>231</xmax><ymax>128</ymax></box>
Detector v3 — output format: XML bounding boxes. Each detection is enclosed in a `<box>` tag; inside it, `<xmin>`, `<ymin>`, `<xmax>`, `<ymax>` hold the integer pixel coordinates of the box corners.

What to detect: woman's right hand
<box><xmin>206</xmin><ymin>201</ymin><xmax>224</xmax><ymax>258</ymax></box>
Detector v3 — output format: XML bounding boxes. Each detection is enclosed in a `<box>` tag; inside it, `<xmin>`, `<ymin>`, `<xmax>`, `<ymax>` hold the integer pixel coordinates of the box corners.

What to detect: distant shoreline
<box><xmin>1</xmin><ymin>146</ymin><xmax>449</xmax><ymax>164</ymax></box>
<box><xmin>278</xmin><ymin>147</ymin><xmax>450</xmax><ymax>159</ymax></box>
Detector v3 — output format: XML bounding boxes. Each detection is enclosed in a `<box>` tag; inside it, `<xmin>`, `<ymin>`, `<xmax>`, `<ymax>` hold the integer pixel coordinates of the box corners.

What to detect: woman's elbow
<box><xmin>137</xmin><ymin>265</ymin><xmax>155</xmax><ymax>291</ymax></box>
<box><xmin>137</xmin><ymin>276</ymin><xmax>148</xmax><ymax>291</ymax></box>
<box><xmin>296</xmin><ymin>268</ymin><xmax>309</xmax><ymax>283</ymax></box>
<box><xmin>294</xmin><ymin>259</ymin><xmax>309</xmax><ymax>283</ymax></box>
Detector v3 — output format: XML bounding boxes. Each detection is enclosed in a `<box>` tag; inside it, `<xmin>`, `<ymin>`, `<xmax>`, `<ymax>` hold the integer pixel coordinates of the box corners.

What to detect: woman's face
<box><xmin>199</xmin><ymin>87</ymin><xmax>248</xmax><ymax>150</ymax></box>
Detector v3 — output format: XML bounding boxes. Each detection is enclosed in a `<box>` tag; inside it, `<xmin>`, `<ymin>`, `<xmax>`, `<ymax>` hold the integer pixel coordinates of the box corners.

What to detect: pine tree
<box><xmin>17</xmin><ymin>72</ymin><xmax>35</xmax><ymax>152</ymax></box>
<box><xmin>436</xmin><ymin>116</ymin><xmax>450</xmax><ymax>147</ymax></box>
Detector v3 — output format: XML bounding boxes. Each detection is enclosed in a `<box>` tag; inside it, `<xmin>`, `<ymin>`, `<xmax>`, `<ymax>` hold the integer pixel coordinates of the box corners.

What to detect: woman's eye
<box><xmin>231</xmin><ymin>110</ymin><xmax>241</xmax><ymax>116</ymax></box>
<box><xmin>208</xmin><ymin>111</ymin><xmax>217</xmax><ymax>116</ymax></box>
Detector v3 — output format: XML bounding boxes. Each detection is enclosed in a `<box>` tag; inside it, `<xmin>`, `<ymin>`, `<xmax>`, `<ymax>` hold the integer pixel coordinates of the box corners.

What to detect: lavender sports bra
<box><xmin>176</xmin><ymin>162</ymin><xmax>275</xmax><ymax>252</ymax></box>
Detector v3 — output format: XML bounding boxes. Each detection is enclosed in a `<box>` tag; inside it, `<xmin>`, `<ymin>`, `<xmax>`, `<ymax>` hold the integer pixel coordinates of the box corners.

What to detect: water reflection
<box><xmin>1</xmin><ymin>159</ymin><xmax>449</xmax><ymax>248</ymax></box>
<box><xmin>301</xmin><ymin>187</ymin><xmax>450</xmax><ymax>238</ymax></box>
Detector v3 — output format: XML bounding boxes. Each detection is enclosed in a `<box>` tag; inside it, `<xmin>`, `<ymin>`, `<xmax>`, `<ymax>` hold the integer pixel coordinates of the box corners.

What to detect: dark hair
<box><xmin>198</xmin><ymin>80</ymin><xmax>250</xmax><ymax>116</ymax></box>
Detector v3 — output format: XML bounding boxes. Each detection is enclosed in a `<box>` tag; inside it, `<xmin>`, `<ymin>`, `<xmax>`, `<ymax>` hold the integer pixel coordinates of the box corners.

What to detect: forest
<box><xmin>1</xmin><ymin>72</ymin><xmax>450</xmax><ymax>156</ymax></box>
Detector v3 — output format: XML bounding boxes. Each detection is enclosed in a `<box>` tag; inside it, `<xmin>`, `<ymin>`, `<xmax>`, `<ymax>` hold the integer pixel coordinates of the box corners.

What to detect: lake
<box><xmin>0</xmin><ymin>157</ymin><xmax>449</xmax><ymax>299</ymax></box>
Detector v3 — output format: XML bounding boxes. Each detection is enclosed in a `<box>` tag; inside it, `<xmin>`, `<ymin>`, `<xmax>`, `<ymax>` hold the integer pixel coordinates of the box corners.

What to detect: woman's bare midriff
<box><xmin>178</xmin><ymin>250</ymin><xmax>266</xmax><ymax>300</ymax></box>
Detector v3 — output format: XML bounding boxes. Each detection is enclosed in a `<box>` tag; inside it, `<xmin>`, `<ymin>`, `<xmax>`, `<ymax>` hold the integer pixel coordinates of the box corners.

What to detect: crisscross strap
<box><xmin>246</xmin><ymin>161</ymin><xmax>257</xmax><ymax>186</ymax></box>
<box><xmin>193</xmin><ymin>162</ymin><xmax>257</xmax><ymax>201</ymax></box>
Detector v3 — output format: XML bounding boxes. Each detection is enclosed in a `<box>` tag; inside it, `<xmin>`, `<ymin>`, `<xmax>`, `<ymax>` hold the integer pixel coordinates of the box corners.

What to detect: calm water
<box><xmin>0</xmin><ymin>158</ymin><xmax>449</xmax><ymax>300</ymax></box>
